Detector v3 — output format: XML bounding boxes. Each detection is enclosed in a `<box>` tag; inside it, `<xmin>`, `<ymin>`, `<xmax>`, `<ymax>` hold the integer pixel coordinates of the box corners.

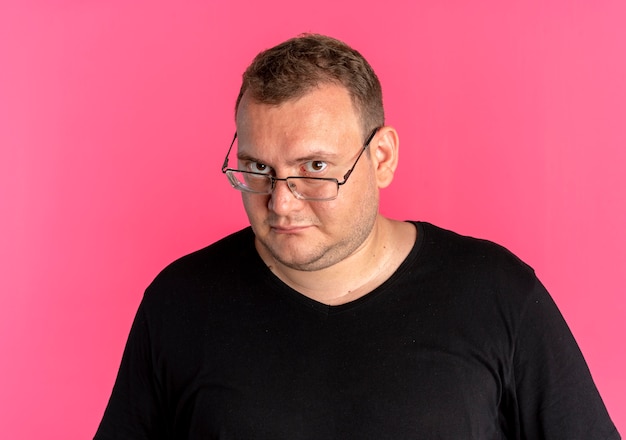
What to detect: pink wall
<box><xmin>1</xmin><ymin>1</ymin><xmax>624</xmax><ymax>438</ymax></box>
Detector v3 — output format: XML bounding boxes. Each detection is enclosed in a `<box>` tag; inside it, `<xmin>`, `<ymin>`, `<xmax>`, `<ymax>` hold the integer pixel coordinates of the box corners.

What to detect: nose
<box><xmin>267</xmin><ymin>178</ymin><xmax>303</xmax><ymax>215</ymax></box>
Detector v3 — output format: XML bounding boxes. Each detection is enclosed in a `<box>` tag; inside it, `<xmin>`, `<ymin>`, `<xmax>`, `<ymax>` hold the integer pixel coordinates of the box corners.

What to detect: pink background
<box><xmin>1</xmin><ymin>1</ymin><xmax>624</xmax><ymax>438</ymax></box>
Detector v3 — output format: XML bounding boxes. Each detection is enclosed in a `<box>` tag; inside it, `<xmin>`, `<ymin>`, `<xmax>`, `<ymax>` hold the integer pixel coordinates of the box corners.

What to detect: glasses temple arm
<box><xmin>340</xmin><ymin>126</ymin><xmax>380</xmax><ymax>183</ymax></box>
<box><xmin>221</xmin><ymin>133</ymin><xmax>238</xmax><ymax>172</ymax></box>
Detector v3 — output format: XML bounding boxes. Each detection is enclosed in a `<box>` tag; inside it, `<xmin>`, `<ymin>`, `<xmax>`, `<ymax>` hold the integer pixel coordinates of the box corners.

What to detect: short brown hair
<box><xmin>235</xmin><ymin>34</ymin><xmax>384</xmax><ymax>135</ymax></box>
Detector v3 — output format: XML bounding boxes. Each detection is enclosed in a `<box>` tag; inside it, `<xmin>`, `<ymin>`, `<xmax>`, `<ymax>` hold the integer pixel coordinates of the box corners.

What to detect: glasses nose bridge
<box><xmin>268</xmin><ymin>176</ymin><xmax>300</xmax><ymax>199</ymax></box>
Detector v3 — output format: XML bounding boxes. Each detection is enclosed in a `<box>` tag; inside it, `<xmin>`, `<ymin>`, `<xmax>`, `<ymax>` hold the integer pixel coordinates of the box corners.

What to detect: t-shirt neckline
<box><xmin>250</xmin><ymin>221</ymin><xmax>425</xmax><ymax>316</ymax></box>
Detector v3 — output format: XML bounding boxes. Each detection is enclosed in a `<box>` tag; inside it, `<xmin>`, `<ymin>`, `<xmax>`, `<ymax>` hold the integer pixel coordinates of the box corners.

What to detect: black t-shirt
<box><xmin>94</xmin><ymin>222</ymin><xmax>620</xmax><ymax>439</ymax></box>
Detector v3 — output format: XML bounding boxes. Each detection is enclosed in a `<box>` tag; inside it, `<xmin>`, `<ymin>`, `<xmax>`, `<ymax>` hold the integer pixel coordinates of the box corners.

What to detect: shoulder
<box><xmin>160</xmin><ymin>227</ymin><xmax>254</xmax><ymax>274</ymax></box>
<box><xmin>142</xmin><ymin>227</ymin><xmax>257</xmax><ymax>304</ymax></box>
<box><xmin>418</xmin><ymin>221</ymin><xmax>533</xmax><ymax>270</ymax></box>
<box><xmin>414</xmin><ymin>221</ymin><xmax>540</xmax><ymax>299</ymax></box>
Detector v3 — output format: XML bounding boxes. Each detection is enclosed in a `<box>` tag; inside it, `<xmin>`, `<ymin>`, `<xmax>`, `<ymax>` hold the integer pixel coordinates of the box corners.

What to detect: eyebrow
<box><xmin>236</xmin><ymin>150</ymin><xmax>340</xmax><ymax>167</ymax></box>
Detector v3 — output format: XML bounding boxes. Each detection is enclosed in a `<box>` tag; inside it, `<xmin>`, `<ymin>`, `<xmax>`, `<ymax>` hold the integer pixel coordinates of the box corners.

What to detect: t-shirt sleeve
<box><xmin>94</xmin><ymin>302</ymin><xmax>166</xmax><ymax>440</ymax></box>
<box><xmin>512</xmin><ymin>278</ymin><xmax>620</xmax><ymax>440</ymax></box>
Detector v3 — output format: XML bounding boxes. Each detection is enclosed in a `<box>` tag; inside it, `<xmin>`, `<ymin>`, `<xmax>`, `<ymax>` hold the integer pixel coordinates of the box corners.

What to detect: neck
<box><xmin>257</xmin><ymin>217</ymin><xmax>416</xmax><ymax>305</ymax></box>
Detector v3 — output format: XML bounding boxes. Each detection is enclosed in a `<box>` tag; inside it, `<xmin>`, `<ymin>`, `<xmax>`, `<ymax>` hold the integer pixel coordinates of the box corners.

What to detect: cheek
<box><xmin>241</xmin><ymin>194</ymin><xmax>268</xmax><ymax>218</ymax></box>
<box><xmin>334</xmin><ymin>174</ymin><xmax>379</xmax><ymax>222</ymax></box>
<box><xmin>309</xmin><ymin>199</ymin><xmax>349</xmax><ymax>227</ymax></box>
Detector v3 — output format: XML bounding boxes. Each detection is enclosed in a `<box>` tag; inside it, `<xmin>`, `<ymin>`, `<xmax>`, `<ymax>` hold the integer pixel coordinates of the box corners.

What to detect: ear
<box><xmin>370</xmin><ymin>126</ymin><xmax>400</xmax><ymax>188</ymax></box>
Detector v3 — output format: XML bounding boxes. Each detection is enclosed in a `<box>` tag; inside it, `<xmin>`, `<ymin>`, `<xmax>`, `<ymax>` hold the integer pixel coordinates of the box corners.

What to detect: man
<box><xmin>95</xmin><ymin>34</ymin><xmax>620</xmax><ymax>439</ymax></box>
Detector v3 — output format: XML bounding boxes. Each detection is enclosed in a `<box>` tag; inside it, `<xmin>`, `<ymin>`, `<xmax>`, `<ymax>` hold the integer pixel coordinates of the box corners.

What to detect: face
<box><xmin>235</xmin><ymin>84</ymin><xmax>380</xmax><ymax>272</ymax></box>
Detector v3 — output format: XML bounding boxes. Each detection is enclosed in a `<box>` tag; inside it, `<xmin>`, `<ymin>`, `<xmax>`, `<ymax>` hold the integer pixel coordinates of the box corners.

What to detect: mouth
<box><xmin>269</xmin><ymin>224</ymin><xmax>312</xmax><ymax>234</ymax></box>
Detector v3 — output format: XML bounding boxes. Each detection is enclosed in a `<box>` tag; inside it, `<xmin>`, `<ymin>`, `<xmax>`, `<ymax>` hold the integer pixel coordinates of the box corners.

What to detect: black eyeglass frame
<box><xmin>220</xmin><ymin>127</ymin><xmax>380</xmax><ymax>201</ymax></box>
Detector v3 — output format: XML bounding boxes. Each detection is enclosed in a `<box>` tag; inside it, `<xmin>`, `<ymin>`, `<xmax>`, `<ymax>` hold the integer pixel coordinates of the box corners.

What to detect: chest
<box><xmin>154</xmin><ymin>290</ymin><xmax>510</xmax><ymax>439</ymax></box>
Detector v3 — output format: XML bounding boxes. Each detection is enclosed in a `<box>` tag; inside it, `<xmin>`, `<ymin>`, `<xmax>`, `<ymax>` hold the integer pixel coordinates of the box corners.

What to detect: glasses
<box><xmin>221</xmin><ymin>127</ymin><xmax>380</xmax><ymax>201</ymax></box>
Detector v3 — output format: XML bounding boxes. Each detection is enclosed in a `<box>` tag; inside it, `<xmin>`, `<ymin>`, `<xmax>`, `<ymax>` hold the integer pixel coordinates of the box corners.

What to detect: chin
<box><xmin>261</xmin><ymin>240</ymin><xmax>332</xmax><ymax>272</ymax></box>
<box><xmin>272</xmin><ymin>250</ymin><xmax>326</xmax><ymax>271</ymax></box>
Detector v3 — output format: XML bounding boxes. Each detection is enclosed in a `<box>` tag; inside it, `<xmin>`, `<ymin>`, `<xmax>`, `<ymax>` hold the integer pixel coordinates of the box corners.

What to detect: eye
<box><xmin>247</xmin><ymin>162</ymin><xmax>271</xmax><ymax>174</ymax></box>
<box><xmin>303</xmin><ymin>160</ymin><xmax>328</xmax><ymax>173</ymax></box>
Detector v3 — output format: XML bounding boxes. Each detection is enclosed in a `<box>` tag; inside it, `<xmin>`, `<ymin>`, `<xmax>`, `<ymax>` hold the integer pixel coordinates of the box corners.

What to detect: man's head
<box><xmin>235</xmin><ymin>34</ymin><xmax>384</xmax><ymax>136</ymax></box>
<box><xmin>230</xmin><ymin>34</ymin><xmax>399</xmax><ymax>275</ymax></box>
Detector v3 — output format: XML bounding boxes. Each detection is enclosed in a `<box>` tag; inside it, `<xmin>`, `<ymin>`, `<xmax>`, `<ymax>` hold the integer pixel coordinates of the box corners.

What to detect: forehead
<box><xmin>235</xmin><ymin>84</ymin><xmax>362</xmax><ymax>149</ymax></box>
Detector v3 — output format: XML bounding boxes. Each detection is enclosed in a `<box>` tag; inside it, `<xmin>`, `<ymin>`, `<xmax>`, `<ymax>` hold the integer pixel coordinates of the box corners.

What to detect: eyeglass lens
<box><xmin>226</xmin><ymin>171</ymin><xmax>338</xmax><ymax>200</ymax></box>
